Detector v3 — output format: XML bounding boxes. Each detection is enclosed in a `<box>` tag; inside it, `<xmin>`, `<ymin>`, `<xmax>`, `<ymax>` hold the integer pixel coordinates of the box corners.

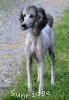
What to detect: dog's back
<box><xmin>41</xmin><ymin>24</ymin><xmax>54</xmax><ymax>51</ymax></box>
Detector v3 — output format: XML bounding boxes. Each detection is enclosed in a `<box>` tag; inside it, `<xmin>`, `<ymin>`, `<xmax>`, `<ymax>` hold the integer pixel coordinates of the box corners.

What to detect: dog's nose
<box><xmin>21</xmin><ymin>24</ymin><xmax>26</xmax><ymax>28</ymax></box>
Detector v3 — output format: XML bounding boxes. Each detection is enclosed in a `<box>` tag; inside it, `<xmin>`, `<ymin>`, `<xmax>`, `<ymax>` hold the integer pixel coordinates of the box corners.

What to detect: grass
<box><xmin>2</xmin><ymin>8</ymin><xmax>69</xmax><ymax>100</ymax></box>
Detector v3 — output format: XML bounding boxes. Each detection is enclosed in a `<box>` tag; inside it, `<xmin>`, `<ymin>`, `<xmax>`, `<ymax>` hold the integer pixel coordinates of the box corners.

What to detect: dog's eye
<box><xmin>24</xmin><ymin>14</ymin><xmax>26</xmax><ymax>17</ymax></box>
<box><xmin>30</xmin><ymin>15</ymin><xmax>34</xmax><ymax>18</ymax></box>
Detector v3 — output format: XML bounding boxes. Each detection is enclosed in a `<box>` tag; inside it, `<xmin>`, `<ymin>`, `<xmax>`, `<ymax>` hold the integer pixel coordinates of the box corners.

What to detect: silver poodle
<box><xmin>19</xmin><ymin>5</ymin><xmax>55</xmax><ymax>93</ymax></box>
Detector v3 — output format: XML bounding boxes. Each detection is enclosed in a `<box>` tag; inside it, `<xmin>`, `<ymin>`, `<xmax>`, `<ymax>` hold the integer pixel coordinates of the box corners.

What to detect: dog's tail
<box><xmin>46</xmin><ymin>14</ymin><xmax>53</xmax><ymax>28</ymax></box>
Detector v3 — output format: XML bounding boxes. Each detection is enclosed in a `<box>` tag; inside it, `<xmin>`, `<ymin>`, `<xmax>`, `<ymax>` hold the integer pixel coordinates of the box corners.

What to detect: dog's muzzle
<box><xmin>21</xmin><ymin>24</ymin><xmax>28</xmax><ymax>30</ymax></box>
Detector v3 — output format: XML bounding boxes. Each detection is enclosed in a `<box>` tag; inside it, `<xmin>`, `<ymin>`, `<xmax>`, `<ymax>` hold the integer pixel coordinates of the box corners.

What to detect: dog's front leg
<box><xmin>27</xmin><ymin>58</ymin><xmax>32</xmax><ymax>91</ymax></box>
<box><xmin>37</xmin><ymin>64</ymin><xmax>40</xmax><ymax>82</ymax></box>
<box><xmin>38</xmin><ymin>60</ymin><xmax>44</xmax><ymax>93</ymax></box>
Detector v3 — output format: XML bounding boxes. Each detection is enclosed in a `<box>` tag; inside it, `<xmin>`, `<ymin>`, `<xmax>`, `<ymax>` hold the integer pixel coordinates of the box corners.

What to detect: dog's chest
<box><xmin>25</xmin><ymin>34</ymin><xmax>42</xmax><ymax>54</ymax></box>
<box><xmin>30</xmin><ymin>36</ymin><xmax>42</xmax><ymax>54</ymax></box>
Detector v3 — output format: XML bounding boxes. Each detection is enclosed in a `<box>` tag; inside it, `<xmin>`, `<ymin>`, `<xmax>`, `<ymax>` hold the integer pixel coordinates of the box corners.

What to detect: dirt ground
<box><xmin>0</xmin><ymin>0</ymin><xmax>69</xmax><ymax>87</ymax></box>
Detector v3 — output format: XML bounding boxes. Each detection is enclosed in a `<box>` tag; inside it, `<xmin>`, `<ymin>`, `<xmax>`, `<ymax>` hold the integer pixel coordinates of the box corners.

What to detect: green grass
<box><xmin>2</xmin><ymin>8</ymin><xmax>69</xmax><ymax>100</ymax></box>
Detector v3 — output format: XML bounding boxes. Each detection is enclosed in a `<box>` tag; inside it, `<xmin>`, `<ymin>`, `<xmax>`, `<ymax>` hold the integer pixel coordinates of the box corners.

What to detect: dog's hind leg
<box><xmin>49</xmin><ymin>46</ymin><xmax>55</xmax><ymax>85</ymax></box>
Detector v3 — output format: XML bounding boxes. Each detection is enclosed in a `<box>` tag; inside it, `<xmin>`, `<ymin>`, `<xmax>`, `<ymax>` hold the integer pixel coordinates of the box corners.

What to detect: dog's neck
<box><xmin>28</xmin><ymin>27</ymin><xmax>41</xmax><ymax>36</ymax></box>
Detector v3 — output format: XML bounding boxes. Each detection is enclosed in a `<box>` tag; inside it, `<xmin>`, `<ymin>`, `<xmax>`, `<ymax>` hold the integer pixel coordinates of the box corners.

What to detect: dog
<box><xmin>19</xmin><ymin>5</ymin><xmax>55</xmax><ymax>93</ymax></box>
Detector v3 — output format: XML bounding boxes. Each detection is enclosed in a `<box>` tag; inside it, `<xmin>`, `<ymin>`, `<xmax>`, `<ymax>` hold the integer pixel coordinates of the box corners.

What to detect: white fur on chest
<box><xmin>25</xmin><ymin>33</ymin><xmax>41</xmax><ymax>54</ymax></box>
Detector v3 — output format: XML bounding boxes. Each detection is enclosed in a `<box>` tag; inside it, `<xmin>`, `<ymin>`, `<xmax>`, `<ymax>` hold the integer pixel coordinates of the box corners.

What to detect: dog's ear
<box><xmin>34</xmin><ymin>7</ymin><xmax>47</xmax><ymax>29</ymax></box>
<box><xmin>19</xmin><ymin>8</ymin><xmax>24</xmax><ymax>23</ymax></box>
<box><xmin>46</xmin><ymin>14</ymin><xmax>53</xmax><ymax>28</ymax></box>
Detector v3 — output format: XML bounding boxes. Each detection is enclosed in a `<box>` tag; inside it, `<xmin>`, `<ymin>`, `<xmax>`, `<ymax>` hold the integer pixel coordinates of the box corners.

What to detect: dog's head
<box><xmin>19</xmin><ymin>5</ymin><xmax>37</xmax><ymax>30</ymax></box>
<box><xmin>19</xmin><ymin>5</ymin><xmax>47</xmax><ymax>31</ymax></box>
